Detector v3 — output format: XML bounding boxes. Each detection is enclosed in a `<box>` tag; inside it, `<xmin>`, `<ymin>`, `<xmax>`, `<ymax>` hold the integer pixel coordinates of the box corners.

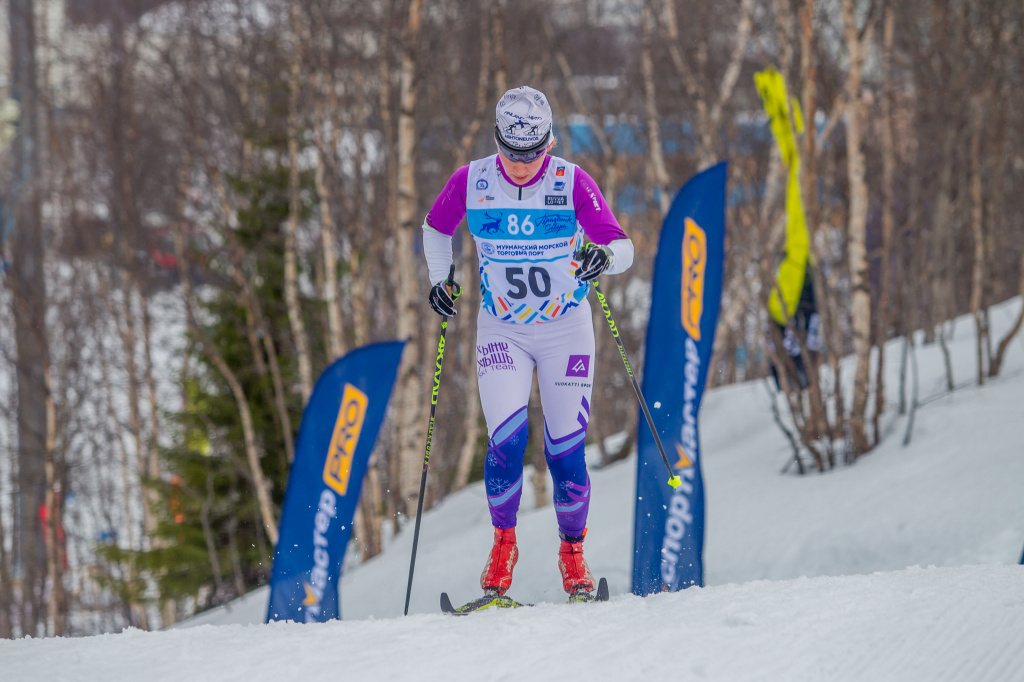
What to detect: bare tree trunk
<box><xmin>799</xmin><ymin>0</ymin><xmax>821</xmax><ymax>275</ymax></box>
<box><xmin>9</xmin><ymin>0</ymin><xmax>47</xmax><ymax>637</ymax></box>
<box><xmin>931</xmin><ymin>129</ymin><xmax>957</xmax><ymax>392</ymax></box>
<box><xmin>285</xmin><ymin>0</ymin><xmax>314</xmax><ymax>403</ymax></box>
<box><xmin>453</xmin><ymin>228</ymin><xmax>484</xmax><ymax>492</ymax></box>
<box><xmin>873</xmin><ymin>2</ymin><xmax>896</xmax><ymax>445</ymax></box>
<box><xmin>356</xmin><ymin>461</ymin><xmax>385</xmax><ymax>559</ymax></box>
<box><xmin>938</xmin><ymin>322</ymin><xmax>955</xmax><ymax>392</ymax></box>
<box><xmin>491</xmin><ymin>2</ymin><xmax>507</xmax><ymax>96</ymax></box>
<box><xmin>375</xmin><ymin>0</ymin><xmax>402</xmax><ymax>534</ymax></box>
<box><xmin>773</xmin><ymin>0</ymin><xmax>796</xmax><ymax>81</ymax></box>
<box><xmin>842</xmin><ymin>0</ymin><xmax>873</xmax><ymax>457</ymax></box>
<box><xmin>312</xmin><ymin>56</ymin><xmax>345</xmax><ymax>361</ymax></box>
<box><xmin>346</xmin><ymin>67</ymin><xmax>386</xmax><ymax>558</ymax></box>
<box><xmin>0</xmin><ymin>482</ymin><xmax>13</xmax><ymax>637</ymax></box>
<box><xmin>546</xmin><ymin>19</ymin><xmax>617</xmax><ymax>204</ymax></box>
<box><xmin>989</xmin><ymin>251</ymin><xmax>1024</xmax><ymax>377</ymax></box>
<box><xmin>528</xmin><ymin>376</ymin><xmax>547</xmax><ymax>508</ymax></box>
<box><xmin>195</xmin><ymin>295</ymin><xmax>278</xmax><ymax>544</ymax></box>
<box><xmin>797</xmin><ymin>0</ymin><xmax>842</xmax><ymax>455</ymax></box>
<box><xmin>796</xmin><ymin>13</ymin><xmax>853</xmax><ymax>452</ymax></box>
<box><xmin>140</xmin><ymin>294</ymin><xmax>164</xmax><ymax>537</ymax></box>
<box><xmin>451</xmin><ymin>4</ymin><xmax>492</xmax><ymax>494</ymax></box>
<box><xmin>42</xmin><ymin>364</ymin><xmax>65</xmax><ymax>635</ymax></box>
<box><xmin>115</xmin><ymin>278</ymin><xmax>153</xmax><ymax>559</ymax></box>
<box><xmin>236</xmin><ymin>285</ymin><xmax>295</xmax><ymax>473</ymax></box>
<box><xmin>898</xmin><ymin>336</ymin><xmax>909</xmax><ymax>415</ymax></box>
<box><xmin>392</xmin><ymin>0</ymin><xmax>425</xmax><ymax>517</ymax></box>
<box><xmin>641</xmin><ymin>0</ymin><xmax>671</xmax><ymax>216</ymax></box>
<box><xmin>105</xmin><ymin>11</ymin><xmax>155</xmax><ymax>574</ymax></box>
<box><xmin>225</xmin><ymin>514</ymin><xmax>246</xmax><ymax>598</ymax></box>
<box><xmin>316</xmin><ymin>155</ymin><xmax>345</xmax><ymax>361</ymax></box>
<box><xmin>661</xmin><ymin>0</ymin><xmax>708</xmax><ymax>165</ymax></box>
<box><xmin>97</xmin><ymin>308</ymin><xmax>143</xmax><ymax>627</ymax></box>
<box><xmin>198</xmin><ymin>487</ymin><xmax>227</xmax><ymax>604</ymax></box>
<box><xmin>902</xmin><ymin>334</ymin><xmax>920</xmax><ymax>447</ymax></box>
<box><xmin>969</xmin><ymin>94</ymin><xmax>987</xmax><ymax>385</ymax></box>
<box><xmin>174</xmin><ymin>188</ymin><xmax>279</xmax><ymax>547</ymax></box>
<box><xmin>903</xmin><ymin>115</ymin><xmax>925</xmax><ymax>342</ymax></box>
<box><xmin>707</xmin><ymin>0</ymin><xmax>756</xmax><ymax>165</ymax></box>
<box><xmin>259</xmin><ymin>315</ymin><xmax>296</xmax><ymax>466</ymax></box>
<box><xmin>208</xmin><ymin>165</ymin><xmax>298</xmax><ymax>467</ymax></box>
<box><xmin>347</xmin><ymin>68</ymin><xmax>376</xmax><ymax>349</ymax></box>
<box><xmin>455</xmin><ymin>5</ymin><xmax>491</xmax><ymax>168</ymax></box>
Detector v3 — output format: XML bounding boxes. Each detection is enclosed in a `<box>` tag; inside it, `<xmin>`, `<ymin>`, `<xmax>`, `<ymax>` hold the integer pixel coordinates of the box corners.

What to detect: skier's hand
<box><xmin>574</xmin><ymin>243</ymin><xmax>613</xmax><ymax>282</ymax></box>
<box><xmin>428</xmin><ymin>278</ymin><xmax>462</xmax><ymax>317</ymax></box>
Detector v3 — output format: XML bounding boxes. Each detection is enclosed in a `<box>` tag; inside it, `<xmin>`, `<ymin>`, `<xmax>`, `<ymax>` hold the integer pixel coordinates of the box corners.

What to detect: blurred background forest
<box><xmin>0</xmin><ymin>0</ymin><xmax>1022</xmax><ymax>638</ymax></box>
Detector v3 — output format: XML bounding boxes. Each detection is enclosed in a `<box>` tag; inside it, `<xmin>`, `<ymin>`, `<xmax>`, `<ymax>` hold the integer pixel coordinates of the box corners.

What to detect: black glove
<box><xmin>574</xmin><ymin>243</ymin><xmax>613</xmax><ymax>282</ymax></box>
<box><xmin>428</xmin><ymin>278</ymin><xmax>462</xmax><ymax>317</ymax></box>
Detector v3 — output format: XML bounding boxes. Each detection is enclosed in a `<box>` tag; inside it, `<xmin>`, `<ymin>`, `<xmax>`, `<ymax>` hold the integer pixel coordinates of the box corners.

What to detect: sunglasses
<box><xmin>494</xmin><ymin>126</ymin><xmax>550</xmax><ymax>164</ymax></box>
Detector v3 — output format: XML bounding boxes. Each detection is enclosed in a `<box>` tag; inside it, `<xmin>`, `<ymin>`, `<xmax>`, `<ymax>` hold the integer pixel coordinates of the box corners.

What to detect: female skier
<box><xmin>422</xmin><ymin>85</ymin><xmax>634</xmax><ymax>601</ymax></box>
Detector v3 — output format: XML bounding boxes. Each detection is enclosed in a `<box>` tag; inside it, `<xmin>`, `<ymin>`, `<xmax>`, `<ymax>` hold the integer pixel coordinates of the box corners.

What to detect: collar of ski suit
<box><xmin>494</xmin><ymin>155</ymin><xmax>553</xmax><ymax>201</ymax></box>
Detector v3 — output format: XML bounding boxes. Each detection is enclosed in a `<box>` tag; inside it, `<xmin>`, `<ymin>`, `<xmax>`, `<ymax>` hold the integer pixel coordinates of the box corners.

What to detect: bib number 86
<box><xmin>507</xmin><ymin>214</ymin><xmax>534</xmax><ymax>235</ymax></box>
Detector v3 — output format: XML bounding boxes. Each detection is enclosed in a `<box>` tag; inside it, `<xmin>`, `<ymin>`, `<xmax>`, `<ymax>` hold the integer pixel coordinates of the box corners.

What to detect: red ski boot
<box><xmin>480</xmin><ymin>527</ymin><xmax>518</xmax><ymax>594</ymax></box>
<box><xmin>558</xmin><ymin>532</ymin><xmax>596</xmax><ymax>598</ymax></box>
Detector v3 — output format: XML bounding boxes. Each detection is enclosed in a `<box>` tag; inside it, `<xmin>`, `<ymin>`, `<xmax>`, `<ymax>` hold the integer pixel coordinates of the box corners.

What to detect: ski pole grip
<box><xmin>445</xmin><ymin>264</ymin><xmax>462</xmax><ymax>300</ymax></box>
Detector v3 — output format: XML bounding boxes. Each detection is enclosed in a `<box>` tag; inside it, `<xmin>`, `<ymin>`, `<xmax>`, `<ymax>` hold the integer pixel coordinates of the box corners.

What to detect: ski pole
<box><xmin>404</xmin><ymin>265</ymin><xmax>461</xmax><ymax>616</ymax></box>
<box><xmin>591</xmin><ymin>279</ymin><xmax>681</xmax><ymax>488</ymax></box>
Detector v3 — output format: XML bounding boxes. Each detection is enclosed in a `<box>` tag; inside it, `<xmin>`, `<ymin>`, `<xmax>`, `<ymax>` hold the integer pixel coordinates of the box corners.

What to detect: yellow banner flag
<box><xmin>755</xmin><ymin>67</ymin><xmax>810</xmax><ymax>325</ymax></box>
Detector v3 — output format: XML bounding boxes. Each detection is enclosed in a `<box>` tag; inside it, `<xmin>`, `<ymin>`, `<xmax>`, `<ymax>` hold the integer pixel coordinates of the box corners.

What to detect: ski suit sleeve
<box><xmin>422</xmin><ymin>165</ymin><xmax>469</xmax><ymax>284</ymax></box>
<box><xmin>574</xmin><ymin>166</ymin><xmax>633</xmax><ymax>275</ymax></box>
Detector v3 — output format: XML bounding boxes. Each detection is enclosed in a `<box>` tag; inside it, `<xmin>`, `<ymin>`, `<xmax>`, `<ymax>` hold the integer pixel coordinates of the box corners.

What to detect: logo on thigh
<box><xmin>565</xmin><ymin>355</ymin><xmax>590</xmax><ymax>378</ymax></box>
<box><xmin>478</xmin><ymin>341</ymin><xmax>516</xmax><ymax>377</ymax></box>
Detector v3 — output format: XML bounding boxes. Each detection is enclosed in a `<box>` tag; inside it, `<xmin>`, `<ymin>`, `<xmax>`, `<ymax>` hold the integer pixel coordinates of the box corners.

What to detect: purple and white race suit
<box><xmin>423</xmin><ymin>154</ymin><xmax>632</xmax><ymax>537</ymax></box>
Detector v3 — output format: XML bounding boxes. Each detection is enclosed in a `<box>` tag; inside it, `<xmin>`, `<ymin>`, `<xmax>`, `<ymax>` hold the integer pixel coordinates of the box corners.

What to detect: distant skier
<box><xmin>769</xmin><ymin>260</ymin><xmax>821</xmax><ymax>390</ymax></box>
<box><xmin>422</xmin><ymin>85</ymin><xmax>633</xmax><ymax>602</ymax></box>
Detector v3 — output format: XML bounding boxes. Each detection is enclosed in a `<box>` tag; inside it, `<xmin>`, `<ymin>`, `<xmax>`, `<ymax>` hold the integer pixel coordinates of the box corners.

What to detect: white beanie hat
<box><xmin>494</xmin><ymin>85</ymin><xmax>553</xmax><ymax>162</ymax></box>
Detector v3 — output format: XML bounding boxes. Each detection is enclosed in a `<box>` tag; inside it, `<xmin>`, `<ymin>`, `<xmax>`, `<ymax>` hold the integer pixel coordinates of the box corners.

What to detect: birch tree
<box><xmin>392</xmin><ymin>0</ymin><xmax>426</xmax><ymax>516</ymax></box>
<box><xmin>841</xmin><ymin>0</ymin><xmax>874</xmax><ymax>455</ymax></box>
<box><xmin>9</xmin><ymin>0</ymin><xmax>49</xmax><ymax>637</ymax></box>
<box><xmin>285</xmin><ymin>0</ymin><xmax>314</xmax><ymax>403</ymax></box>
<box><xmin>873</xmin><ymin>1</ymin><xmax>896</xmax><ymax>444</ymax></box>
<box><xmin>661</xmin><ymin>0</ymin><xmax>756</xmax><ymax>170</ymax></box>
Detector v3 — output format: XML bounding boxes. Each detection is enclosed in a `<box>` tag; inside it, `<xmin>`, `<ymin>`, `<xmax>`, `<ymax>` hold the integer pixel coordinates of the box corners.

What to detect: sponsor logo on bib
<box><xmin>545</xmin><ymin>195</ymin><xmax>567</xmax><ymax>206</ymax></box>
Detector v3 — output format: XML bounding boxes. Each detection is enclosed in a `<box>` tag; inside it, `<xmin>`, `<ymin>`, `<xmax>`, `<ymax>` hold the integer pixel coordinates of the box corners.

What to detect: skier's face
<box><xmin>496</xmin><ymin>140</ymin><xmax>554</xmax><ymax>186</ymax></box>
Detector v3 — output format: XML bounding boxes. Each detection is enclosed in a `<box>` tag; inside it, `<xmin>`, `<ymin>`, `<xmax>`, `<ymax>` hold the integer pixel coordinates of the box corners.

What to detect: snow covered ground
<box><xmin>3</xmin><ymin>299</ymin><xmax>1023</xmax><ymax>681</ymax></box>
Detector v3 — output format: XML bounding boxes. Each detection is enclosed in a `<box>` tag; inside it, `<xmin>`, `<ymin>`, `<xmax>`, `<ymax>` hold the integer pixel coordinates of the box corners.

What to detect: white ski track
<box><xmin>3</xmin><ymin>565</ymin><xmax>1022</xmax><ymax>681</ymax></box>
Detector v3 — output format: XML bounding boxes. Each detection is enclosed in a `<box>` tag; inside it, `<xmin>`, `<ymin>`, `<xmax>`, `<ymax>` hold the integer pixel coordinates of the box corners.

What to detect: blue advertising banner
<box><xmin>632</xmin><ymin>162</ymin><xmax>727</xmax><ymax>595</ymax></box>
<box><xmin>266</xmin><ymin>341</ymin><xmax>405</xmax><ymax>622</ymax></box>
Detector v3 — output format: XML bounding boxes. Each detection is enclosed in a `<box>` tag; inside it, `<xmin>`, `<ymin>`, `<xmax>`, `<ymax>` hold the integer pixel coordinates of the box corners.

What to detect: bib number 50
<box><xmin>506</xmin><ymin>266</ymin><xmax>551</xmax><ymax>299</ymax></box>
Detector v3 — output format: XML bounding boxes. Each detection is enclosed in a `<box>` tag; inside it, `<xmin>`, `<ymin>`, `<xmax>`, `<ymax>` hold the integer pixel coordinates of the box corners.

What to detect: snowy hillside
<box><xmin>2</xmin><ymin>299</ymin><xmax>1023</xmax><ymax>681</ymax></box>
<box><xmin>5</xmin><ymin>564</ymin><xmax>1022</xmax><ymax>681</ymax></box>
